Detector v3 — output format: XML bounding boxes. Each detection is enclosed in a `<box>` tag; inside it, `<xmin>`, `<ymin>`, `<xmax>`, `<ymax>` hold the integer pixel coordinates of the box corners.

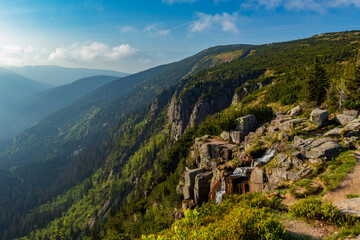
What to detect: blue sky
<box><xmin>1</xmin><ymin>0</ymin><xmax>360</xmax><ymax>73</ymax></box>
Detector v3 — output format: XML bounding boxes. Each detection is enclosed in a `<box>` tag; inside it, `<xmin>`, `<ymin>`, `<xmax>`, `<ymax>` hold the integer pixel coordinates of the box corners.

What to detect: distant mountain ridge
<box><xmin>0</xmin><ymin>75</ymin><xmax>119</xmax><ymax>142</ymax></box>
<box><xmin>0</xmin><ymin>67</ymin><xmax>50</xmax><ymax>108</ymax></box>
<box><xmin>7</xmin><ymin>65</ymin><xmax>129</xmax><ymax>86</ymax></box>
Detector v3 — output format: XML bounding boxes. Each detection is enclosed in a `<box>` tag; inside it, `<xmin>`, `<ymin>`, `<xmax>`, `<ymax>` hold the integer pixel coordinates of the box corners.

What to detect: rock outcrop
<box><xmin>168</xmin><ymin>80</ymin><xmax>248</xmax><ymax>141</ymax></box>
<box><xmin>289</xmin><ymin>105</ymin><xmax>301</xmax><ymax>117</ymax></box>
<box><xmin>310</xmin><ymin>108</ymin><xmax>328</xmax><ymax>126</ymax></box>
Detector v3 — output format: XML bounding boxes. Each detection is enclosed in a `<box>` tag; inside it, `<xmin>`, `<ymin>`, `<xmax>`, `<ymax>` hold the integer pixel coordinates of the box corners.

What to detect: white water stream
<box><xmin>214</xmin><ymin>145</ymin><xmax>276</xmax><ymax>204</ymax></box>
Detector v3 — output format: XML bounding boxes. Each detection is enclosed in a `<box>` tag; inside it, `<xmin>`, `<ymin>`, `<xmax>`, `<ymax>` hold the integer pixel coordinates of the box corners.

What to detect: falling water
<box><xmin>215</xmin><ymin>177</ymin><xmax>226</xmax><ymax>204</ymax></box>
<box><xmin>214</xmin><ymin>144</ymin><xmax>277</xmax><ymax>204</ymax></box>
<box><xmin>251</xmin><ymin>149</ymin><xmax>276</xmax><ymax>167</ymax></box>
<box><xmin>231</xmin><ymin>167</ymin><xmax>253</xmax><ymax>177</ymax></box>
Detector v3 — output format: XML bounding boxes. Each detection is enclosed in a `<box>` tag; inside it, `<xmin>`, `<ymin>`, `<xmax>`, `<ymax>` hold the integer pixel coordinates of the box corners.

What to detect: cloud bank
<box><xmin>191</xmin><ymin>12</ymin><xmax>239</xmax><ymax>33</ymax></box>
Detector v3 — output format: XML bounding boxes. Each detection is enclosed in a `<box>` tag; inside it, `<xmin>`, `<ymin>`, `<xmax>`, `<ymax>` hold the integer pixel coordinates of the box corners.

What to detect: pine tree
<box><xmin>305</xmin><ymin>56</ymin><xmax>330</xmax><ymax>105</ymax></box>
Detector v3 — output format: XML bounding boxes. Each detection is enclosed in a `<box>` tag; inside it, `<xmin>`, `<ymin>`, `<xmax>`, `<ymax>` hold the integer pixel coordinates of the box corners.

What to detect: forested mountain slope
<box><xmin>7</xmin><ymin>30</ymin><xmax>360</xmax><ymax>240</ymax></box>
<box><xmin>0</xmin><ymin>44</ymin><xmax>252</xmax><ymax>239</ymax></box>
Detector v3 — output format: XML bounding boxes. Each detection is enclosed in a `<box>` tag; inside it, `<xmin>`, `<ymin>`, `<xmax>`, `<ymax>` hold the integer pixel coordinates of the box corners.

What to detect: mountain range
<box><xmin>0</xmin><ymin>31</ymin><xmax>360</xmax><ymax>239</ymax></box>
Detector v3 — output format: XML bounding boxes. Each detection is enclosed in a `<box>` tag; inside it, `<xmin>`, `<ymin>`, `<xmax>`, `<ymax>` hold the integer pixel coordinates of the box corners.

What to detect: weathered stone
<box><xmin>344</xmin><ymin>119</ymin><xmax>360</xmax><ymax>131</ymax></box>
<box><xmin>278</xmin><ymin>132</ymin><xmax>291</xmax><ymax>141</ymax></box>
<box><xmin>184</xmin><ymin>168</ymin><xmax>205</xmax><ymax>188</ymax></box>
<box><xmin>249</xmin><ymin>167</ymin><xmax>264</xmax><ymax>193</ymax></box>
<box><xmin>277</xmin><ymin>154</ymin><xmax>291</xmax><ymax>168</ymax></box>
<box><xmin>305</xmin><ymin>141</ymin><xmax>342</xmax><ymax>160</ymax></box>
<box><xmin>343</xmin><ymin>109</ymin><xmax>359</xmax><ymax>118</ymax></box>
<box><xmin>333</xmin><ymin>197</ymin><xmax>360</xmax><ymax>217</ymax></box>
<box><xmin>286</xmin><ymin>171</ymin><xmax>301</xmax><ymax>181</ymax></box>
<box><xmin>291</xmin><ymin>157</ymin><xmax>302</xmax><ymax>167</ymax></box>
<box><xmin>324</xmin><ymin>128</ymin><xmax>343</xmax><ymax>137</ymax></box>
<box><xmin>297</xmin><ymin>165</ymin><xmax>313</xmax><ymax>178</ymax></box>
<box><xmin>310</xmin><ymin>108</ymin><xmax>328</xmax><ymax>126</ymax></box>
<box><xmin>291</xmin><ymin>151</ymin><xmax>303</xmax><ymax>159</ymax></box>
<box><xmin>230</xmin><ymin>130</ymin><xmax>242</xmax><ymax>144</ymax></box>
<box><xmin>334</xmin><ymin>114</ymin><xmax>355</xmax><ymax>125</ymax></box>
<box><xmin>276</xmin><ymin>111</ymin><xmax>284</xmax><ymax>116</ymax></box>
<box><xmin>289</xmin><ymin>105</ymin><xmax>301</xmax><ymax>116</ymax></box>
<box><xmin>199</xmin><ymin>145</ymin><xmax>211</xmax><ymax>168</ymax></box>
<box><xmin>194</xmin><ymin>172</ymin><xmax>213</xmax><ymax>205</ymax></box>
<box><xmin>183</xmin><ymin>186</ymin><xmax>192</xmax><ymax>200</ymax></box>
<box><xmin>225</xmin><ymin>175</ymin><xmax>248</xmax><ymax>195</ymax></box>
<box><xmin>236</xmin><ymin>114</ymin><xmax>257</xmax><ymax>135</ymax></box>
<box><xmin>268</xmin><ymin>168</ymin><xmax>287</xmax><ymax>185</ymax></box>
<box><xmin>220</xmin><ymin>131</ymin><xmax>230</xmax><ymax>141</ymax></box>
<box><xmin>279</xmin><ymin>118</ymin><xmax>307</xmax><ymax>131</ymax></box>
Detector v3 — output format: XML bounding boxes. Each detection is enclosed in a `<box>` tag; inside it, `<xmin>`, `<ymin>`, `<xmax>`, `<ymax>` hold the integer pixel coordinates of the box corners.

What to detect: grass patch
<box><xmin>326</xmin><ymin>222</ymin><xmax>360</xmax><ymax>240</ymax></box>
<box><xmin>318</xmin><ymin>151</ymin><xmax>357</xmax><ymax>192</ymax></box>
<box><xmin>346</xmin><ymin>194</ymin><xmax>360</xmax><ymax>199</ymax></box>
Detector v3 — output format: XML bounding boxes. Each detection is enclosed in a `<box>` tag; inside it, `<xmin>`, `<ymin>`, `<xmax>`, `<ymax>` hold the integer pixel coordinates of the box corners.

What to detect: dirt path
<box><xmin>323</xmin><ymin>152</ymin><xmax>360</xmax><ymax>203</ymax></box>
<box><xmin>281</xmin><ymin>218</ymin><xmax>337</xmax><ymax>239</ymax></box>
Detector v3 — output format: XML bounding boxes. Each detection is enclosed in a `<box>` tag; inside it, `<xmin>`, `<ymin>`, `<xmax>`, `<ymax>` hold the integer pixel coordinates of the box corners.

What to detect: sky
<box><xmin>1</xmin><ymin>0</ymin><xmax>360</xmax><ymax>73</ymax></box>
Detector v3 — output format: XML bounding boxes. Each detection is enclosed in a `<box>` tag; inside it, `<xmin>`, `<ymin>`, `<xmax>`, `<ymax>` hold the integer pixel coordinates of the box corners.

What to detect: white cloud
<box><xmin>0</xmin><ymin>44</ymin><xmax>43</xmax><ymax>66</ymax></box>
<box><xmin>191</xmin><ymin>12</ymin><xmax>239</xmax><ymax>33</ymax></box>
<box><xmin>48</xmin><ymin>42</ymin><xmax>138</xmax><ymax>62</ymax></box>
<box><xmin>245</xmin><ymin>0</ymin><xmax>360</xmax><ymax>11</ymax></box>
<box><xmin>121</xmin><ymin>26</ymin><xmax>136</xmax><ymax>33</ymax></box>
<box><xmin>143</xmin><ymin>24</ymin><xmax>170</xmax><ymax>37</ymax></box>
<box><xmin>162</xmin><ymin>0</ymin><xmax>198</xmax><ymax>4</ymax></box>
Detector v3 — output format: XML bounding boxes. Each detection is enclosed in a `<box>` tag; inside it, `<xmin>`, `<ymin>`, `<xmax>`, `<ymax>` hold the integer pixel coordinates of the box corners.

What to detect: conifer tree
<box><xmin>305</xmin><ymin>56</ymin><xmax>330</xmax><ymax>105</ymax></box>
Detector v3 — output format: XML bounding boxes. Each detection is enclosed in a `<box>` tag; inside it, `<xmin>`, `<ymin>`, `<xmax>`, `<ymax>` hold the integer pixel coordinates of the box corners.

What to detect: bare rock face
<box><xmin>183</xmin><ymin>168</ymin><xmax>205</xmax><ymax>199</ymax></box>
<box><xmin>310</xmin><ymin>108</ymin><xmax>328</xmax><ymax>126</ymax></box>
<box><xmin>194</xmin><ymin>172</ymin><xmax>213</xmax><ymax>205</ymax></box>
<box><xmin>289</xmin><ymin>105</ymin><xmax>301</xmax><ymax>117</ymax></box>
<box><xmin>249</xmin><ymin>167</ymin><xmax>264</xmax><ymax>193</ymax></box>
<box><xmin>305</xmin><ymin>141</ymin><xmax>342</xmax><ymax>160</ymax></box>
<box><xmin>236</xmin><ymin>114</ymin><xmax>257</xmax><ymax>134</ymax></box>
<box><xmin>334</xmin><ymin>114</ymin><xmax>355</xmax><ymax>125</ymax></box>
<box><xmin>168</xmin><ymin>81</ymin><xmax>246</xmax><ymax>141</ymax></box>
<box><xmin>293</xmin><ymin>136</ymin><xmax>341</xmax><ymax>160</ymax></box>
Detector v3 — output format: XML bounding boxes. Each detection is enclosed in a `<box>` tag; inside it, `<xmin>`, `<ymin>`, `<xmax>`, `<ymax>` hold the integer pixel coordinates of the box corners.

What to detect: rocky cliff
<box><xmin>179</xmin><ymin>106</ymin><xmax>360</xmax><ymax>207</ymax></box>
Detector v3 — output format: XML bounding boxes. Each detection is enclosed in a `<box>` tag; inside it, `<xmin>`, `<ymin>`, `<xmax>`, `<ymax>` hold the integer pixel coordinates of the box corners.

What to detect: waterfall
<box><xmin>252</xmin><ymin>148</ymin><xmax>276</xmax><ymax>167</ymax></box>
<box><xmin>232</xmin><ymin>167</ymin><xmax>253</xmax><ymax>177</ymax></box>
<box><xmin>214</xmin><ymin>144</ymin><xmax>277</xmax><ymax>204</ymax></box>
<box><xmin>215</xmin><ymin>178</ymin><xmax>226</xmax><ymax>204</ymax></box>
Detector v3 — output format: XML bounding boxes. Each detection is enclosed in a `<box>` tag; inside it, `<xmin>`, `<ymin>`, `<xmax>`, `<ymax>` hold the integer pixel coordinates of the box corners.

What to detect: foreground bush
<box><xmin>142</xmin><ymin>194</ymin><xmax>286</xmax><ymax>240</ymax></box>
<box><xmin>289</xmin><ymin>196</ymin><xmax>359</xmax><ymax>226</ymax></box>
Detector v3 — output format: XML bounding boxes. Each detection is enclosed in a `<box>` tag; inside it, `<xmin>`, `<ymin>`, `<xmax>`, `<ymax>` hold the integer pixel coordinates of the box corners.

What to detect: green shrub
<box><xmin>289</xmin><ymin>197</ymin><xmax>358</xmax><ymax>226</ymax></box>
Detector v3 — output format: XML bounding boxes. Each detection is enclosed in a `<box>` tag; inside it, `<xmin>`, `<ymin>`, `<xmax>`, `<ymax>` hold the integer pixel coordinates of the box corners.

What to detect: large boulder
<box><xmin>194</xmin><ymin>172</ymin><xmax>213</xmax><ymax>205</ymax></box>
<box><xmin>289</xmin><ymin>105</ymin><xmax>301</xmax><ymax>117</ymax></box>
<box><xmin>230</xmin><ymin>130</ymin><xmax>244</xmax><ymax>144</ymax></box>
<box><xmin>305</xmin><ymin>141</ymin><xmax>342</xmax><ymax>160</ymax></box>
<box><xmin>310</xmin><ymin>108</ymin><xmax>328</xmax><ymax>126</ymax></box>
<box><xmin>344</xmin><ymin>119</ymin><xmax>360</xmax><ymax>131</ymax></box>
<box><xmin>249</xmin><ymin>167</ymin><xmax>264</xmax><ymax>193</ymax></box>
<box><xmin>220</xmin><ymin>131</ymin><xmax>230</xmax><ymax>141</ymax></box>
<box><xmin>236</xmin><ymin>114</ymin><xmax>257</xmax><ymax>136</ymax></box>
<box><xmin>183</xmin><ymin>168</ymin><xmax>205</xmax><ymax>199</ymax></box>
<box><xmin>343</xmin><ymin>110</ymin><xmax>359</xmax><ymax>118</ymax></box>
<box><xmin>324</xmin><ymin>128</ymin><xmax>343</xmax><ymax>137</ymax></box>
<box><xmin>334</xmin><ymin>114</ymin><xmax>355</xmax><ymax>125</ymax></box>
